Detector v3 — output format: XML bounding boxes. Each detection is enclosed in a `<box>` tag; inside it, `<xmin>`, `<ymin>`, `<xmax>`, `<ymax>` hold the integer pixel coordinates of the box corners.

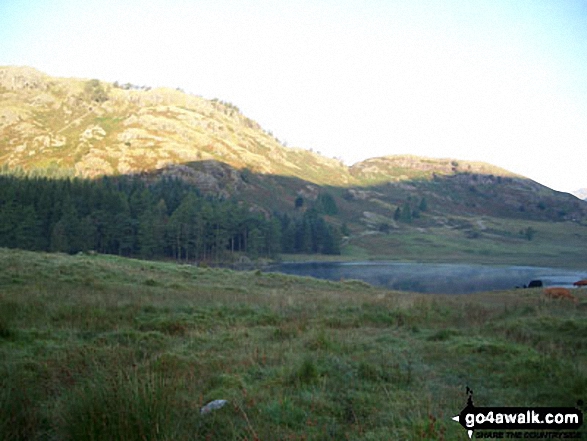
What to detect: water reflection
<box><xmin>269</xmin><ymin>262</ymin><xmax>587</xmax><ymax>294</ymax></box>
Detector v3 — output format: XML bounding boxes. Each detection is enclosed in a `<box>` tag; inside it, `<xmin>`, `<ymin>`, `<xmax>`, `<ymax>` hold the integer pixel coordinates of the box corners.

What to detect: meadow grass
<box><xmin>349</xmin><ymin>218</ymin><xmax>587</xmax><ymax>268</ymax></box>
<box><xmin>0</xmin><ymin>248</ymin><xmax>586</xmax><ymax>440</ymax></box>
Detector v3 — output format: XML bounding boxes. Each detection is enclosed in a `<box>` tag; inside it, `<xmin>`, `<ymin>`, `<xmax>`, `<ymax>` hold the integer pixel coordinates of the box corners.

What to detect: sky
<box><xmin>1</xmin><ymin>0</ymin><xmax>587</xmax><ymax>193</ymax></box>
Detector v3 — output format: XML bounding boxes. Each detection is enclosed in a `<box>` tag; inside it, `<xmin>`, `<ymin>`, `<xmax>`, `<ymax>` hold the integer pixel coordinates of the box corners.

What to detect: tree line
<box><xmin>0</xmin><ymin>175</ymin><xmax>341</xmax><ymax>262</ymax></box>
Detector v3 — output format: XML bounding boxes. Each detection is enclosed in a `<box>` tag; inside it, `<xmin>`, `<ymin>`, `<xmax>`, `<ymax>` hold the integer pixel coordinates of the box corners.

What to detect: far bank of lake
<box><xmin>268</xmin><ymin>261</ymin><xmax>587</xmax><ymax>294</ymax></box>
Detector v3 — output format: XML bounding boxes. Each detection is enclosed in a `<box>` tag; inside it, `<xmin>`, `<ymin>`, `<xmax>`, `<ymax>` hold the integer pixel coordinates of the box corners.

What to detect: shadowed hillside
<box><xmin>1</xmin><ymin>160</ymin><xmax>587</xmax><ymax>268</ymax></box>
<box><xmin>2</xmin><ymin>66</ymin><xmax>587</xmax><ymax>266</ymax></box>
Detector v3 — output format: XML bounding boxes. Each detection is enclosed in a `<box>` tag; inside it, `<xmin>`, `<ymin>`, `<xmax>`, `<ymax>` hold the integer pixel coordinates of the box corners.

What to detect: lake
<box><xmin>268</xmin><ymin>261</ymin><xmax>587</xmax><ymax>294</ymax></box>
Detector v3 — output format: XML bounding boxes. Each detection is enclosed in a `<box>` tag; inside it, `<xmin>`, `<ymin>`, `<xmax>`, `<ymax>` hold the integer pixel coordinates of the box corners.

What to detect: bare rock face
<box><xmin>33</xmin><ymin>134</ymin><xmax>67</xmax><ymax>149</ymax></box>
<box><xmin>0</xmin><ymin>67</ymin><xmax>49</xmax><ymax>91</ymax></box>
<box><xmin>0</xmin><ymin>108</ymin><xmax>22</xmax><ymax>128</ymax></box>
<box><xmin>75</xmin><ymin>156</ymin><xmax>115</xmax><ymax>177</ymax></box>
<box><xmin>344</xmin><ymin>188</ymin><xmax>384</xmax><ymax>201</ymax></box>
<box><xmin>158</xmin><ymin>160</ymin><xmax>245</xmax><ymax>197</ymax></box>
<box><xmin>80</xmin><ymin>125</ymin><xmax>106</xmax><ymax>141</ymax></box>
<box><xmin>297</xmin><ymin>184</ymin><xmax>319</xmax><ymax>201</ymax></box>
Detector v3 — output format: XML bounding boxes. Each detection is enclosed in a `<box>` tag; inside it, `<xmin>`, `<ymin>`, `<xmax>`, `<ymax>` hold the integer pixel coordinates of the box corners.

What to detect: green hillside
<box><xmin>1</xmin><ymin>248</ymin><xmax>586</xmax><ymax>439</ymax></box>
<box><xmin>2</xmin><ymin>66</ymin><xmax>587</xmax><ymax>266</ymax></box>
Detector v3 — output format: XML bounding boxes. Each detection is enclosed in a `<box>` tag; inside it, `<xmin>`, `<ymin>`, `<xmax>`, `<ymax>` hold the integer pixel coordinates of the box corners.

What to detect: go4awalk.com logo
<box><xmin>452</xmin><ymin>388</ymin><xmax>584</xmax><ymax>439</ymax></box>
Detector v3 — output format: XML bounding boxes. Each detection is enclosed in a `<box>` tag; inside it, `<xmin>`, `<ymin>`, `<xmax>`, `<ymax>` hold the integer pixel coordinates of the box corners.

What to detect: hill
<box><xmin>1</xmin><ymin>247</ymin><xmax>585</xmax><ymax>439</ymax></box>
<box><xmin>0</xmin><ymin>66</ymin><xmax>351</xmax><ymax>187</ymax></box>
<box><xmin>2</xmin><ymin>66</ymin><xmax>587</xmax><ymax>265</ymax></box>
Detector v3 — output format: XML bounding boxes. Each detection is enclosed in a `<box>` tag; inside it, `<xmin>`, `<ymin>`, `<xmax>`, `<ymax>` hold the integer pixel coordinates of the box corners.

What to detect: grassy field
<box><xmin>346</xmin><ymin>218</ymin><xmax>587</xmax><ymax>269</ymax></box>
<box><xmin>1</xmin><ymin>248</ymin><xmax>586</xmax><ymax>440</ymax></box>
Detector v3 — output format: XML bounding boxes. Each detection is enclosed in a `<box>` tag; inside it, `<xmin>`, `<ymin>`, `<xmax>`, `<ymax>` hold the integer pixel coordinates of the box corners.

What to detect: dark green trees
<box><xmin>277</xmin><ymin>209</ymin><xmax>340</xmax><ymax>255</ymax></box>
<box><xmin>0</xmin><ymin>174</ymin><xmax>341</xmax><ymax>261</ymax></box>
<box><xmin>317</xmin><ymin>192</ymin><xmax>338</xmax><ymax>215</ymax></box>
<box><xmin>394</xmin><ymin>197</ymin><xmax>428</xmax><ymax>223</ymax></box>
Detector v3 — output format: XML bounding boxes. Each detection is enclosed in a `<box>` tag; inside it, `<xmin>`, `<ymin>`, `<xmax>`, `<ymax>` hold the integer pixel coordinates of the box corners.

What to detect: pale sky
<box><xmin>1</xmin><ymin>0</ymin><xmax>587</xmax><ymax>192</ymax></box>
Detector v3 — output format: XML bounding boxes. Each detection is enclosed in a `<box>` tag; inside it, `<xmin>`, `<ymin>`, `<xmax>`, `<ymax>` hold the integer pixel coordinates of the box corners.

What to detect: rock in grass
<box><xmin>200</xmin><ymin>399</ymin><xmax>228</xmax><ymax>415</ymax></box>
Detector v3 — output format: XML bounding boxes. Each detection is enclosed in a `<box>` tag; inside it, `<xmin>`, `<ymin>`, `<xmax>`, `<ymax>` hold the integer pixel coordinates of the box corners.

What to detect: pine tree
<box><xmin>15</xmin><ymin>205</ymin><xmax>43</xmax><ymax>250</ymax></box>
<box><xmin>50</xmin><ymin>220</ymin><xmax>69</xmax><ymax>253</ymax></box>
<box><xmin>137</xmin><ymin>208</ymin><xmax>157</xmax><ymax>259</ymax></box>
<box><xmin>247</xmin><ymin>227</ymin><xmax>263</xmax><ymax>258</ymax></box>
<box><xmin>419</xmin><ymin>197</ymin><xmax>428</xmax><ymax>212</ymax></box>
<box><xmin>394</xmin><ymin>207</ymin><xmax>401</xmax><ymax>221</ymax></box>
<box><xmin>264</xmin><ymin>218</ymin><xmax>282</xmax><ymax>257</ymax></box>
<box><xmin>317</xmin><ymin>192</ymin><xmax>338</xmax><ymax>215</ymax></box>
<box><xmin>51</xmin><ymin>196</ymin><xmax>83</xmax><ymax>253</ymax></box>
<box><xmin>0</xmin><ymin>199</ymin><xmax>17</xmax><ymax>248</ymax></box>
<box><xmin>400</xmin><ymin>202</ymin><xmax>413</xmax><ymax>223</ymax></box>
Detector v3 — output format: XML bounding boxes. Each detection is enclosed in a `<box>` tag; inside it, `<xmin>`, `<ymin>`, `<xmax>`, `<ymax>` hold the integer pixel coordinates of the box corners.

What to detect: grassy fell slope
<box><xmin>1</xmin><ymin>248</ymin><xmax>586</xmax><ymax>439</ymax></box>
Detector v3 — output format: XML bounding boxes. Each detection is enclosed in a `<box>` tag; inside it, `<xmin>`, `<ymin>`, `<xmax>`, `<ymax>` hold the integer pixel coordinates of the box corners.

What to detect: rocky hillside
<box><xmin>349</xmin><ymin>155</ymin><xmax>518</xmax><ymax>184</ymax></box>
<box><xmin>1</xmin><ymin>66</ymin><xmax>586</xmax><ymax>227</ymax></box>
<box><xmin>0</xmin><ymin>66</ymin><xmax>351</xmax><ymax>190</ymax></box>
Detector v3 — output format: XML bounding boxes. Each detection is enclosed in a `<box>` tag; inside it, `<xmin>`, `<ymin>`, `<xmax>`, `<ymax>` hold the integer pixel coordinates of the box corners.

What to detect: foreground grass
<box><xmin>1</xmin><ymin>248</ymin><xmax>586</xmax><ymax>440</ymax></box>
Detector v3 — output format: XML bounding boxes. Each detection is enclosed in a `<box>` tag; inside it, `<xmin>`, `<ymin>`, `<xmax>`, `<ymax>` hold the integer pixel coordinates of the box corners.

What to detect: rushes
<box><xmin>61</xmin><ymin>369</ymin><xmax>177</xmax><ymax>441</ymax></box>
<box><xmin>0</xmin><ymin>248</ymin><xmax>585</xmax><ymax>439</ymax></box>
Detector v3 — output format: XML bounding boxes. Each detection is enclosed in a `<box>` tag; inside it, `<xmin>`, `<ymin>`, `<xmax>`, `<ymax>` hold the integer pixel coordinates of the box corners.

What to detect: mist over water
<box><xmin>270</xmin><ymin>262</ymin><xmax>587</xmax><ymax>294</ymax></box>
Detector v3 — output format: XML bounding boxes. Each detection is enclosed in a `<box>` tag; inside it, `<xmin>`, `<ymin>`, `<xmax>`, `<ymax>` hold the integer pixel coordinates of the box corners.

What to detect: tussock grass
<box><xmin>0</xmin><ymin>248</ymin><xmax>586</xmax><ymax>439</ymax></box>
